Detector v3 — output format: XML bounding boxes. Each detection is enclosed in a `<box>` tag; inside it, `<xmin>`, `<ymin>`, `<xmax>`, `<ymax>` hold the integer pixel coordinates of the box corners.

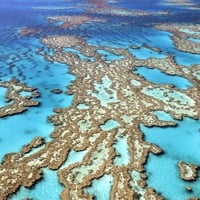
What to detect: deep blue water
<box><xmin>0</xmin><ymin>0</ymin><xmax>200</xmax><ymax>199</ymax></box>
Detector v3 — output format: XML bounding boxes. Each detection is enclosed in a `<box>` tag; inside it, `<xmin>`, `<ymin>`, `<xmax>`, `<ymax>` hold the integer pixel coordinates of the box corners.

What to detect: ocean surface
<box><xmin>0</xmin><ymin>0</ymin><xmax>200</xmax><ymax>199</ymax></box>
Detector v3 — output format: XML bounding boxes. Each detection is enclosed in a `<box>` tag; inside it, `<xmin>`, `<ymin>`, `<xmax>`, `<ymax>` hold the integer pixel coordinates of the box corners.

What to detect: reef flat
<box><xmin>0</xmin><ymin>0</ymin><xmax>200</xmax><ymax>200</ymax></box>
<box><xmin>0</xmin><ymin>79</ymin><xmax>40</xmax><ymax>118</ymax></box>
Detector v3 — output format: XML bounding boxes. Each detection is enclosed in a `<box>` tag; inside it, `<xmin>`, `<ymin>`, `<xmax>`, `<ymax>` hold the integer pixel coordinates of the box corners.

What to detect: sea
<box><xmin>0</xmin><ymin>0</ymin><xmax>200</xmax><ymax>199</ymax></box>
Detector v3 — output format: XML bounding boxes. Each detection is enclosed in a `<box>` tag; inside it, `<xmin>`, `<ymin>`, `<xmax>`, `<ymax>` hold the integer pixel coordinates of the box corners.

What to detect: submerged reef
<box><xmin>0</xmin><ymin>21</ymin><xmax>200</xmax><ymax>199</ymax></box>
<box><xmin>19</xmin><ymin>27</ymin><xmax>37</xmax><ymax>37</ymax></box>
<box><xmin>47</xmin><ymin>15</ymin><xmax>105</xmax><ymax>29</ymax></box>
<box><xmin>178</xmin><ymin>161</ymin><xmax>198</xmax><ymax>182</ymax></box>
<box><xmin>82</xmin><ymin>0</ymin><xmax>169</xmax><ymax>17</ymax></box>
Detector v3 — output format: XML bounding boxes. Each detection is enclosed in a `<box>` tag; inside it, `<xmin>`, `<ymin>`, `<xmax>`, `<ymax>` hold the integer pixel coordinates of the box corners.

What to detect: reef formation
<box><xmin>0</xmin><ymin>20</ymin><xmax>200</xmax><ymax>199</ymax></box>
<box><xmin>0</xmin><ymin>79</ymin><xmax>40</xmax><ymax>118</ymax></box>
<box><xmin>0</xmin><ymin>0</ymin><xmax>200</xmax><ymax>198</ymax></box>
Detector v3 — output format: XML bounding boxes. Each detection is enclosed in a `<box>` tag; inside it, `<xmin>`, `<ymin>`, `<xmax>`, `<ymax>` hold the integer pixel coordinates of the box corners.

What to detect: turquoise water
<box><xmin>97</xmin><ymin>49</ymin><xmax>124</xmax><ymax>61</ymax></box>
<box><xmin>61</xmin><ymin>149</ymin><xmax>88</xmax><ymax>168</ymax></box>
<box><xmin>129</xmin><ymin>46</ymin><xmax>166</xmax><ymax>59</ymax></box>
<box><xmin>141</xmin><ymin>118</ymin><xmax>200</xmax><ymax>163</ymax></box>
<box><xmin>0</xmin><ymin>110</ymin><xmax>53</xmax><ymax>160</ymax></box>
<box><xmin>9</xmin><ymin>168</ymin><xmax>64</xmax><ymax>200</ymax></box>
<box><xmin>113</xmin><ymin>135</ymin><xmax>130</xmax><ymax>166</ymax></box>
<box><xmin>0</xmin><ymin>39</ymin><xmax>75</xmax><ymax>161</ymax></box>
<box><xmin>188</xmin><ymin>37</ymin><xmax>200</xmax><ymax>43</ymax></box>
<box><xmin>84</xmin><ymin>175</ymin><xmax>113</xmax><ymax>200</ymax></box>
<box><xmin>0</xmin><ymin>87</ymin><xmax>8</xmax><ymax>107</ymax></box>
<box><xmin>141</xmin><ymin>118</ymin><xmax>200</xmax><ymax>199</ymax></box>
<box><xmin>100</xmin><ymin>119</ymin><xmax>120</xmax><ymax>131</ymax></box>
<box><xmin>77</xmin><ymin>103</ymin><xmax>89</xmax><ymax>110</ymax></box>
<box><xmin>152</xmin><ymin>111</ymin><xmax>174</xmax><ymax>122</ymax></box>
<box><xmin>146</xmin><ymin>156</ymin><xmax>200</xmax><ymax>200</ymax></box>
<box><xmin>174</xmin><ymin>51</ymin><xmax>200</xmax><ymax>67</ymax></box>
<box><xmin>134</xmin><ymin>66</ymin><xmax>192</xmax><ymax>89</ymax></box>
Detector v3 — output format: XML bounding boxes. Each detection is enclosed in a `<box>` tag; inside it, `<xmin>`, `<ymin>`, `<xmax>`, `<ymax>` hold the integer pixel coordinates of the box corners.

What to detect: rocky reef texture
<box><xmin>160</xmin><ymin>0</ymin><xmax>200</xmax><ymax>10</ymax></box>
<box><xmin>155</xmin><ymin>24</ymin><xmax>200</xmax><ymax>54</ymax></box>
<box><xmin>51</xmin><ymin>88</ymin><xmax>63</xmax><ymax>94</ymax></box>
<box><xmin>85</xmin><ymin>5</ymin><xmax>169</xmax><ymax>17</ymax></box>
<box><xmin>19</xmin><ymin>27</ymin><xmax>37</xmax><ymax>37</ymax></box>
<box><xmin>0</xmin><ymin>30</ymin><xmax>200</xmax><ymax>200</ymax></box>
<box><xmin>178</xmin><ymin>162</ymin><xmax>199</xmax><ymax>181</ymax></box>
<box><xmin>83</xmin><ymin>0</ymin><xmax>169</xmax><ymax>17</ymax></box>
<box><xmin>0</xmin><ymin>79</ymin><xmax>40</xmax><ymax>118</ymax></box>
<box><xmin>21</xmin><ymin>137</ymin><xmax>45</xmax><ymax>154</ymax></box>
<box><xmin>47</xmin><ymin>15</ymin><xmax>105</xmax><ymax>29</ymax></box>
<box><xmin>42</xmin><ymin>35</ymin><xmax>85</xmax><ymax>49</ymax></box>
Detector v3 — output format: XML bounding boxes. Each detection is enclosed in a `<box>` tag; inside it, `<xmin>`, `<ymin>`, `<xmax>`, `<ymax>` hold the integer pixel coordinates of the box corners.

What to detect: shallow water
<box><xmin>0</xmin><ymin>51</ymin><xmax>74</xmax><ymax>160</ymax></box>
<box><xmin>141</xmin><ymin>118</ymin><xmax>200</xmax><ymax>199</ymax></box>
<box><xmin>0</xmin><ymin>33</ymin><xmax>75</xmax><ymax>160</ymax></box>
<box><xmin>152</xmin><ymin>111</ymin><xmax>174</xmax><ymax>121</ymax></box>
<box><xmin>188</xmin><ymin>37</ymin><xmax>200</xmax><ymax>43</ymax></box>
<box><xmin>100</xmin><ymin>119</ymin><xmax>120</xmax><ymax>131</ymax></box>
<box><xmin>113</xmin><ymin>135</ymin><xmax>130</xmax><ymax>166</ymax></box>
<box><xmin>129</xmin><ymin>46</ymin><xmax>166</xmax><ymax>59</ymax></box>
<box><xmin>134</xmin><ymin>66</ymin><xmax>192</xmax><ymax>89</ymax></box>
<box><xmin>84</xmin><ymin>175</ymin><xmax>113</xmax><ymax>200</ymax></box>
<box><xmin>9</xmin><ymin>168</ymin><xmax>64</xmax><ymax>200</ymax></box>
<box><xmin>61</xmin><ymin>149</ymin><xmax>88</xmax><ymax>169</ymax></box>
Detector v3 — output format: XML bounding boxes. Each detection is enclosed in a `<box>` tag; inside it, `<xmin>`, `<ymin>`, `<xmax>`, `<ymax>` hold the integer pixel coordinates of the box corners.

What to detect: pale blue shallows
<box><xmin>141</xmin><ymin>118</ymin><xmax>200</xmax><ymax>199</ymax></box>
<box><xmin>134</xmin><ymin>66</ymin><xmax>192</xmax><ymax>89</ymax></box>
<box><xmin>188</xmin><ymin>37</ymin><xmax>200</xmax><ymax>43</ymax></box>
<box><xmin>8</xmin><ymin>168</ymin><xmax>64</xmax><ymax>200</ymax></box>
<box><xmin>0</xmin><ymin>87</ymin><xmax>8</xmax><ymax>107</ymax></box>
<box><xmin>100</xmin><ymin>119</ymin><xmax>120</xmax><ymax>131</ymax></box>
<box><xmin>113</xmin><ymin>135</ymin><xmax>130</xmax><ymax>166</ymax></box>
<box><xmin>61</xmin><ymin>149</ymin><xmax>88</xmax><ymax>168</ymax></box>
<box><xmin>84</xmin><ymin>174</ymin><xmax>113</xmax><ymax>200</ymax></box>
<box><xmin>152</xmin><ymin>111</ymin><xmax>174</xmax><ymax>122</ymax></box>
